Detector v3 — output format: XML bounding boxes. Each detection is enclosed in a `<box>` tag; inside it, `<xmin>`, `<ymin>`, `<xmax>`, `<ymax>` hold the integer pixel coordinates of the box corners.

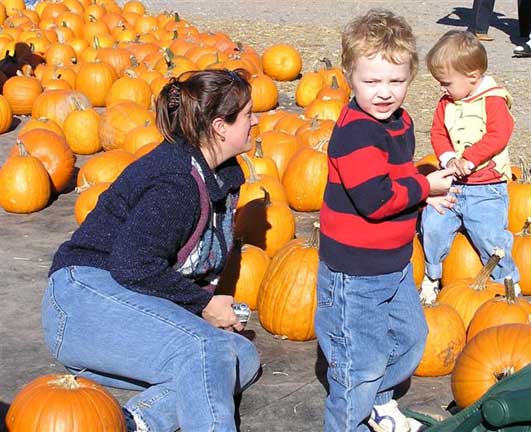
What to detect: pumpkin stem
<box><xmin>259</xmin><ymin>186</ymin><xmax>271</xmax><ymax>207</ymax></box>
<box><xmin>518</xmin><ymin>156</ymin><xmax>530</xmax><ymax>183</ymax></box>
<box><xmin>305</xmin><ymin>221</ymin><xmax>320</xmax><ymax>249</ymax></box>
<box><xmin>319</xmin><ymin>57</ymin><xmax>333</xmax><ymax>70</ymax></box>
<box><xmin>494</xmin><ymin>366</ymin><xmax>515</xmax><ymax>382</ymax></box>
<box><xmin>312</xmin><ymin>138</ymin><xmax>327</xmax><ymax>153</ymax></box>
<box><xmin>49</xmin><ymin>374</ymin><xmax>82</xmax><ymax>389</ymax></box>
<box><xmin>504</xmin><ymin>277</ymin><xmax>517</xmax><ymax>304</ymax></box>
<box><xmin>15</xmin><ymin>140</ymin><xmax>29</xmax><ymax>157</ymax></box>
<box><xmin>470</xmin><ymin>248</ymin><xmax>504</xmax><ymax>291</ymax></box>
<box><xmin>254</xmin><ymin>138</ymin><xmax>264</xmax><ymax>158</ymax></box>
<box><xmin>240</xmin><ymin>153</ymin><xmax>259</xmax><ymax>183</ymax></box>
<box><xmin>517</xmin><ymin>217</ymin><xmax>531</xmax><ymax>236</ymax></box>
<box><xmin>331</xmin><ymin>75</ymin><xmax>339</xmax><ymax>89</ymax></box>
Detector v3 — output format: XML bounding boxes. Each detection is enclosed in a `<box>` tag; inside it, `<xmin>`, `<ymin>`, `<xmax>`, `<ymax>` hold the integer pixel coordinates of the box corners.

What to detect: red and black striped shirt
<box><xmin>320</xmin><ymin>100</ymin><xmax>430</xmax><ymax>276</ymax></box>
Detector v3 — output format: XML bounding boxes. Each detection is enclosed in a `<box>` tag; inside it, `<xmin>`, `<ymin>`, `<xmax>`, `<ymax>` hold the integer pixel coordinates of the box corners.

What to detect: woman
<box><xmin>41</xmin><ymin>69</ymin><xmax>260</xmax><ymax>432</ymax></box>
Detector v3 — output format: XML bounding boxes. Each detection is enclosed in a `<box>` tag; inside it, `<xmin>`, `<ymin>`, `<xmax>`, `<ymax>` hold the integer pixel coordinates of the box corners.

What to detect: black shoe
<box><xmin>513</xmin><ymin>44</ymin><xmax>531</xmax><ymax>57</ymax></box>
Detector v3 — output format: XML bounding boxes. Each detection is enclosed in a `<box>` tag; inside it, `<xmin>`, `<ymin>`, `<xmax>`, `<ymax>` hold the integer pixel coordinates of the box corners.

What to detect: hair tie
<box><xmin>228</xmin><ymin>70</ymin><xmax>241</xmax><ymax>83</ymax></box>
<box><xmin>168</xmin><ymin>83</ymin><xmax>181</xmax><ymax>110</ymax></box>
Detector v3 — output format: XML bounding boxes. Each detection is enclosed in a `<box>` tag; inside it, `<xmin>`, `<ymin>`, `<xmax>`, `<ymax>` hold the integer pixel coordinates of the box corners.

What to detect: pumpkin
<box><xmin>513</xmin><ymin>218</ymin><xmax>531</xmax><ymax>295</ymax></box>
<box><xmin>2</xmin><ymin>72</ymin><xmax>42</xmax><ymax>115</ymax></box>
<box><xmin>273</xmin><ymin>112</ymin><xmax>308</xmax><ymax>135</ymax></box>
<box><xmin>0</xmin><ymin>93</ymin><xmax>13</xmax><ymax>134</ymax></box>
<box><xmin>467</xmin><ymin>277</ymin><xmax>531</xmax><ymax>341</ymax></box>
<box><xmin>77</xmin><ymin>149</ymin><xmax>135</xmax><ymax>186</ymax></box>
<box><xmin>14</xmin><ymin>129</ymin><xmax>75</xmax><ymax>194</ymax></box>
<box><xmin>508</xmin><ymin>160</ymin><xmax>531</xmax><ymax>233</ymax></box>
<box><xmin>105</xmin><ymin>73</ymin><xmax>152</xmax><ymax>110</ymax></box>
<box><xmin>5</xmin><ymin>374</ymin><xmax>126</xmax><ymax>431</ymax></box>
<box><xmin>257</xmin><ymin>109</ymin><xmax>288</xmax><ymax>135</ymax></box>
<box><xmin>217</xmin><ymin>240</ymin><xmax>270</xmax><ymax>310</ymax></box>
<box><xmin>296</xmin><ymin>118</ymin><xmax>334</xmax><ymax>149</ymax></box>
<box><xmin>134</xmin><ymin>142</ymin><xmax>160</xmax><ymax>159</ymax></box>
<box><xmin>415</xmin><ymin>153</ymin><xmax>439</xmax><ymax>176</ymax></box>
<box><xmin>75</xmin><ymin>61</ymin><xmax>117</xmax><ymax>107</ymax></box>
<box><xmin>235</xmin><ymin>187</ymin><xmax>295</xmax><ymax>258</ymax></box>
<box><xmin>304</xmin><ymin>96</ymin><xmax>343</xmax><ymax>122</ymax></box>
<box><xmin>257</xmin><ymin>223</ymin><xmax>319</xmax><ymax>341</ymax></box>
<box><xmin>411</xmin><ymin>235</ymin><xmax>425</xmax><ymax>288</ymax></box>
<box><xmin>237</xmin><ymin>154</ymin><xmax>288</xmax><ymax>208</ymax></box>
<box><xmin>436</xmin><ymin>249</ymin><xmax>505</xmax><ymax>329</ymax></box>
<box><xmin>19</xmin><ymin>117</ymin><xmax>64</xmax><ymax>138</ymax></box>
<box><xmin>441</xmin><ymin>232</ymin><xmax>483</xmax><ymax>287</ymax></box>
<box><xmin>317</xmin><ymin>58</ymin><xmax>351</xmax><ymax>94</ymax></box>
<box><xmin>99</xmin><ymin>101</ymin><xmax>155</xmax><ymax>151</ymax></box>
<box><xmin>122</xmin><ymin>122</ymin><xmax>163</xmax><ymax>154</ymax></box>
<box><xmin>74</xmin><ymin>181</ymin><xmax>111</xmax><ymax>224</ymax></box>
<box><xmin>414</xmin><ymin>303</ymin><xmax>466</xmax><ymax>377</ymax></box>
<box><xmin>258</xmin><ymin>130</ymin><xmax>302</xmax><ymax>180</ymax></box>
<box><xmin>261</xmin><ymin>44</ymin><xmax>302</xmax><ymax>81</ymax></box>
<box><xmin>451</xmin><ymin>324</ymin><xmax>531</xmax><ymax>408</ymax></box>
<box><xmin>238</xmin><ymin>138</ymin><xmax>280</xmax><ymax>180</ymax></box>
<box><xmin>0</xmin><ymin>142</ymin><xmax>51</xmax><ymax>213</ymax></box>
<box><xmin>63</xmin><ymin>106</ymin><xmax>101</xmax><ymax>155</ymax></box>
<box><xmin>295</xmin><ymin>71</ymin><xmax>324</xmax><ymax>107</ymax></box>
<box><xmin>249</xmin><ymin>74</ymin><xmax>278</xmax><ymax>113</ymax></box>
<box><xmin>31</xmin><ymin>89</ymin><xmax>92</xmax><ymax>127</ymax></box>
<box><xmin>315</xmin><ymin>76</ymin><xmax>350</xmax><ymax>105</ymax></box>
<box><xmin>282</xmin><ymin>139</ymin><xmax>328</xmax><ymax>212</ymax></box>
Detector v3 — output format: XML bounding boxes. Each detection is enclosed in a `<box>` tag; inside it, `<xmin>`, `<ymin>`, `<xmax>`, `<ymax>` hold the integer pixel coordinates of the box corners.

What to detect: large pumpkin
<box><xmin>31</xmin><ymin>90</ymin><xmax>92</xmax><ymax>127</ymax></box>
<box><xmin>2</xmin><ymin>73</ymin><xmax>42</xmax><ymax>115</ymax></box>
<box><xmin>467</xmin><ymin>277</ymin><xmax>531</xmax><ymax>341</ymax></box>
<box><xmin>441</xmin><ymin>232</ymin><xmax>483</xmax><ymax>287</ymax></box>
<box><xmin>0</xmin><ymin>143</ymin><xmax>51</xmax><ymax>213</ymax></box>
<box><xmin>5</xmin><ymin>374</ymin><xmax>126</xmax><ymax>431</ymax></box>
<box><xmin>14</xmin><ymin>129</ymin><xmax>76</xmax><ymax>194</ymax></box>
<box><xmin>451</xmin><ymin>324</ymin><xmax>531</xmax><ymax>408</ymax></box>
<box><xmin>63</xmin><ymin>106</ymin><xmax>102</xmax><ymax>155</ymax></box>
<box><xmin>77</xmin><ymin>150</ymin><xmax>135</xmax><ymax>186</ymax></box>
<box><xmin>75</xmin><ymin>61</ymin><xmax>117</xmax><ymax>107</ymax></box>
<box><xmin>234</xmin><ymin>187</ymin><xmax>295</xmax><ymax>258</ymax></box>
<box><xmin>414</xmin><ymin>303</ymin><xmax>466</xmax><ymax>377</ymax></box>
<box><xmin>507</xmin><ymin>163</ymin><xmax>531</xmax><ymax>233</ymax></box>
<box><xmin>99</xmin><ymin>101</ymin><xmax>155</xmax><ymax>151</ymax></box>
<box><xmin>437</xmin><ymin>250</ymin><xmax>505</xmax><ymax>329</ymax></box>
<box><xmin>74</xmin><ymin>181</ymin><xmax>111</xmax><ymax>224</ymax></box>
<box><xmin>257</xmin><ymin>223</ymin><xmax>319</xmax><ymax>341</ymax></box>
<box><xmin>0</xmin><ymin>93</ymin><xmax>13</xmax><ymax>134</ymax></box>
<box><xmin>411</xmin><ymin>235</ymin><xmax>425</xmax><ymax>288</ymax></box>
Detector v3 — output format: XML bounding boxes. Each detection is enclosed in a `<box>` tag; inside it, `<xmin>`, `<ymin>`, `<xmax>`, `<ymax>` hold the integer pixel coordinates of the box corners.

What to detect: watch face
<box><xmin>232</xmin><ymin>303</ymin><xmax>251</xmax><ymax>323</ymax></box>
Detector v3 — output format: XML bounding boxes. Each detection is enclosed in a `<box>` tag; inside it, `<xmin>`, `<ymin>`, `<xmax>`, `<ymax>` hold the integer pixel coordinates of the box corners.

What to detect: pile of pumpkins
<box><xmin>0</xmin><ymin>0</ymin><xmax>530</xmax><ymax>419</ymax></box>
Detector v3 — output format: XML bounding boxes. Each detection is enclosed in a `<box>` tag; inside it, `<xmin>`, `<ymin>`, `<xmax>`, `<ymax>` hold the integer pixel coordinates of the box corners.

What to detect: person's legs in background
<box><xmin>468</xmin><ymin>0</ymin><xmax>496</xmax><ymax>41</ymax></box>
<box><xmin>514</xmin><ymin>0</ymin><xmax>531</xmax><ymax>57</ymax></box>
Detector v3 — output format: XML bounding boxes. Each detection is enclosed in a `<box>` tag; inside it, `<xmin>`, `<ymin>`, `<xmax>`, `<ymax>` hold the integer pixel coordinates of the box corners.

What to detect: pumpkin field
<box><xmin>0</xmin><ymin>0</ymin><xmax>530</xmax><ymax>430</ymax></box>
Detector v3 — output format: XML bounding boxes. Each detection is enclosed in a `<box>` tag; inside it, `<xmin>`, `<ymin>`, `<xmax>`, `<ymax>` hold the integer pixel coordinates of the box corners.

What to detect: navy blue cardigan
<box><xmin>50</xmin><ymin>139</ymin><xmax>245</xmax><ymax>314</ymax></box>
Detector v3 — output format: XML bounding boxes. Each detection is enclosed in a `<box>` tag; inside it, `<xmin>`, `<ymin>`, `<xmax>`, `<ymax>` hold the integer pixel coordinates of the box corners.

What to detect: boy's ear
<box><xmin>467</xmin><ymin>70</ymin><xmax>481</xmax><ymax>82</ymax></box>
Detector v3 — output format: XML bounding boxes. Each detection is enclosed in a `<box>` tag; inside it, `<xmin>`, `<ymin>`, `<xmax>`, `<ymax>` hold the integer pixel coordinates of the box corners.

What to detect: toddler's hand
<box><xmin>447</xmin><ymin>158</ymin><xmax>472</xmax><ymax>178</ymax></box>
<box><xmin>426</xmin><ymin>194</ymin><xmax>457</xmax><ymax>215</ymax></box>
<box><xmin>426</xmin><ymin>168</ymin><xmax>455</xmax><ymax>196</ymax></box>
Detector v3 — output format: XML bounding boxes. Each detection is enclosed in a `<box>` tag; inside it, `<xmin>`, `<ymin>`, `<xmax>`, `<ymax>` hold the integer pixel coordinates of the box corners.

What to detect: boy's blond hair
<box><xmin>426</xmin><ymin>30</ymin><xmax>488</xmax><ymax>80</ymax></box>
<box><xmin>341</xmin><ymin>9</ymin><xmax>418</xmax><ymax>85</ymax></box>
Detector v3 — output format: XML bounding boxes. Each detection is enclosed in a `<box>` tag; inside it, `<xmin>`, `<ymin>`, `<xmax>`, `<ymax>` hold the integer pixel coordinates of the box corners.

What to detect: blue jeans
<box><xmin>41</xmin><ymin>266</ymin><xmax>261</xmax><ymax>432</ymax></box>
<box><xmin>420</xmin><ymin>183</ymin><xmax>519</xmax><ymax>283</ymax></box>
<box><xmin>315</xmin><ymin>262</ymin><xmax>427</xmax><ymax>432</ymax></box>
<box><xmin>468</xmin><ymin>0</ymin><xmax>495</xmax><ymax>33</ymax></box>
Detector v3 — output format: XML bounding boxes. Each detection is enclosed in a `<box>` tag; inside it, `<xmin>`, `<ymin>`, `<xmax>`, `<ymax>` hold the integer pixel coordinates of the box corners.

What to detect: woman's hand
<box><xmin>202</xmin><ymin>295</ymin><xmax>243</xmax><ymax>332</ymax></box>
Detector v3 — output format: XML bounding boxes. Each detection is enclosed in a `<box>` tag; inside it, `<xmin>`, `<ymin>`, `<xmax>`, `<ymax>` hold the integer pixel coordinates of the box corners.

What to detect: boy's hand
<box><xmin>426</xmin><ymin>168</ymin><xmax>456</xmax><ymax>196</ymax></box>
<box><xmin>426</xmin><ymin>194</ymin><xmax>457</xmax><ymax>215</ymax></box>
<box><xmin>447</xmin><ymin>158</ymin><xmax>472</xmax><ymax>178</ymax></box>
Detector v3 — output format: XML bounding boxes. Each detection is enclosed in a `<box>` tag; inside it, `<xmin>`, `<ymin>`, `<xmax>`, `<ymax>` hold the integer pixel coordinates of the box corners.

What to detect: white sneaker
<box><xmin>419</xmin><ymin>275</ymin><xmax>440</xmax><ymax>304</ymax></box>
<box><xmin>514</xmin><ymin>282</ymin><xmax>522</xmax><ymax>297</ymax></box>
<box><xmin>369</xmin><ymin>400</ymin><xmax>411</xmax><ymax>432</ymax></box>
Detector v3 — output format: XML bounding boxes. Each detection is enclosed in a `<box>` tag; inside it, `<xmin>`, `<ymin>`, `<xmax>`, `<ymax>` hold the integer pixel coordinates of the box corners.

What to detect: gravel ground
<box><xmin>137</xmin><ymin>0</ymin><xmax>530</xmax><ymax>160</ymax></box>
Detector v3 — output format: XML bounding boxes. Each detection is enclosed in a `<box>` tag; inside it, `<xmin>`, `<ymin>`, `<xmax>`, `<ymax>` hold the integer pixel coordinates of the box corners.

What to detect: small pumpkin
<box><xmin>5</xmin><ymin>374</ymin><xmax>126</xmax><ymax>431</ymax></box>
<box><xmin>2</xmin><ymin>71</ymin><xmax>42</xmax><ymax>115</ymax></box>
<box><xmin>249</xmin><ymin>74</ymin><xmax>278</xmax><ymax>113</ymax></box>
<box><xmin>508</xmin><ymin>159</ymin><xmax>531</xmax><ymax>234</ymax></box>
<box><xmin>74</xmin><ymin>181</ymin><xmax>111</xmax><ymax>225</ymax></box>
<box><xmin>512</xmin><ymin>218</ymin><xmax>531</xmax><ymax>295</ymax></box>
<box><xmin>63</xmin><ymin>105</ymin><xmax>101</xmax><ymax>155</ymax></box>
<box><xmin>261</xmin><ymin>44</ymin><xmax>302</xmax><ymax>82</ymax></box>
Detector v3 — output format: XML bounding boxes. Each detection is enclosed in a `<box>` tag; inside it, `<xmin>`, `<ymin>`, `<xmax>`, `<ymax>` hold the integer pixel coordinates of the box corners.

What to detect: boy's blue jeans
<box><xmin>41</xmin><ymin>266</ymin><xmax>261</xmax><ymax>432</ymax></box>
<box><xmin>420</xmin><ymin>182</ymin><xmax>519</xmax><ymax>283</ymax></box>
<box><xmin>315</xmin><ymin>261</ymin><xmax>427</xmax><ymax>432</ymax></box>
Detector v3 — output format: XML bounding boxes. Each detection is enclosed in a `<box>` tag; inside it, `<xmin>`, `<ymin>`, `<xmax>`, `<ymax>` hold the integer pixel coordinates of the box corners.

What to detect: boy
<box><xmin>419</xmin><ymin>30</ymin><xmax>521</xmax><ymax>303</ymax></box>
<box><xmin>316</xmin><ymin>9</ymin><xmax>456</xmax><ymax>432</ymax></box>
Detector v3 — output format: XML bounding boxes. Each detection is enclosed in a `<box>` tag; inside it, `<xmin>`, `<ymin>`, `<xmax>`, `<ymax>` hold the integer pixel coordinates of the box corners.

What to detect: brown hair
<box><xmin>156</xmin><ymin>69</ymin><xmax>251</xmax><ymax>149</ymax></box>
<box><xmin>426</xmin><ymin>30</ymin><xmax>488</xmax><ymax>80</ymax></box>
<box><xmin>341</xmin><ymin>9</ymin><xmax>418</xmax><ymax>85</ymax></box>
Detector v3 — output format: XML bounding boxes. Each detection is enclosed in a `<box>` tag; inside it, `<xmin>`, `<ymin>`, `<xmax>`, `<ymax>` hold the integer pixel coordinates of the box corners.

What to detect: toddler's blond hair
<box><xmin>341</xmin><ymin>9</ymin><xmax>418</xmax><ymax>86</ymax></box>
<box><xmin>427</xmin><ymin>30</ymin><xmax>488</xmax><ymax>80</ymax></box>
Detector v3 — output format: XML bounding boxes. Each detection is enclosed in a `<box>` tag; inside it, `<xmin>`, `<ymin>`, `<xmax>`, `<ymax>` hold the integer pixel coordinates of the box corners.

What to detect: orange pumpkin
<box><xmin>411</xmin><ymin>235</ymin><xmax>425</xmax><ymax>288</ymax></box>
<box><xmin>0</xmin><ymin>142</ymin><xmax>51</xmax><ymax>213</ymax></box>
<box><xmin>436</xmin><ymin>250</ymin><xmax>505</xmax><ymax>329</ymax></box>
<box><xmin>261</xmin><ymin>44</ymin><xmax>302</xmax><ymax>81</ymax></box>
<box><xmin>31</xmin><ymin>89</ymin><xmax>92</xmax><ymax>127</ymax></box>
<box><xmin>75</xmin><ymin>61</ymin><xmax>117</xmax><ymax>107</ymax></box>
<box><xmin>63</xmin><ymin>106</ymin><xmax>101</xmax><ymax>155</ymax></box>
<box><xmin>467</xmin><ymin>277</ymin><xmax>531</xmax><ymax>341</ymax></box>
<box><xmin>512</xmin><ymin>218</ymin><xmax>531</xmax><ymax>295</ymax></box>
<box><xmin>238</xmin><ymin>139</ymin><xmax>279</xmax><ymax>180</ymax></box>
<box><xmin>295</xmin><ymin>71</ymin><xmax>324</xmax><ymax>107</ymax></box>
<box><xmin>258</xmin><ymin>130</ymin><xmax>302</xmax><ymax>180</ymax></box>
<box><xmin>0</xmin><ymin>93</ymin><xmax>13</xmax><ymax>133</ymax></box>
<box><xmin>257</xmin><ymin>109</ymin><xmax>288</xmax><ymax>135</ymax></box>
<box><xmin>414</xmin><ymin>303</ymin><xmax>466</xmax><ymax>377</ymax></box>
<box><xmin>451</xmin><ymin>324</ymin><xmax>531</xmax><ymax>408</ymax></box>
<box><xmin>105</xmin><ymin>73</ymin><xmax>152</xmax><ymax>110</ymax></box>
<box><xmin>441</xmin><ymin>232</ymin><xmax>483</xmax><ymax>287</ymax></box>
<box><xmin>5</xmin><ymin>374</ymin><xmax>126</xmax><ymax>431</ymax></box>
<box><xmin>122</xmin><ymin>122</ymin><xmax>163</xmax><ymax>154</ymax></box>
<box><xmin>508</xmin><ymin>164</ymin><xmax>531</xmax><ymax>233</ymax></box>
<box><xmin>235</xmin><ymin>187</ymin><xmax>295</xmax><ymax>258</ymax></box>
<box><xmin>304</xmin><ymin>96</ymin><xmax>343</xmax><ymax>122</ymax></box>
<box><xmin>317</xmin><ymin>57</ymin><xmax>350</xmax><ymax>94</ymax></box>
<box><xmin>249</xmin><ymin>74</ymin><xmax>278</xmax><ymax>113</ymax></box>
<box><xmin>415</xmin><ymin>153</ymin><xmax>439</xmax><ymax>176</ymax></box>
<box><xmin>296</xmin><ymin>118</ymin><xmax>334</xmax><ymax>149</ymax></box>
<box><xmin>77</xmin><ymin>149</ymin><xmax>135</xmax><ymax>186</ymax></box>
<box><xmin>282</xmin><ymin>139</ymin><xmax>328</xmax><ymax>212</ymax></box>
<box><xmin>19</xmin><ymin>117</ymin><xmax>64</xmax><ymax>138</ymax></box>
<box><xmin>74</xmin><ymin>181</ymin><xmax>111</xmax><ymax>224</ymax></box>
<box><xmin>14</xmin><ymin>129</ymin><xmax>75</xmax><ymax>194</ymax></box>
<box><xmin>2</xmin><ymin>72</ymin><xmax>42</xmax><ymax>115</ymax></box>
<box><xmin>257</xmin><ymin>223</ymin><xmax>319</xmax><ymax>341</ymax></box>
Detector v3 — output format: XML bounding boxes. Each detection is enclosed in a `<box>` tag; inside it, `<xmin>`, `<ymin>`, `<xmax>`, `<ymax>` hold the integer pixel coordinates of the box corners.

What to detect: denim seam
<box><xmin>48</xmin><ymin>281</ymin><xmax>67</xmax><ymax>358</ymax></box>
<box><xmin>339</xmin><ymin>273</ymin><xmax>353</xmax><ymax>430</ymax></box>
<box><xmin>67</xmin><ymin>267</ymin><xmax>202</xmax><ymax>343</ymax></box>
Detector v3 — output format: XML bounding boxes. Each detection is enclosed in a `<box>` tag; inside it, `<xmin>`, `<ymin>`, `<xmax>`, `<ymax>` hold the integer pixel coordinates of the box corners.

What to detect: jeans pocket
<box><xmin>41</xmin><ymin>279</ymin><xmax>67</xmax><ymax>359</ymax></box>
<box><xmin>329</xmin><ymin>334</ymin><xmax>349</xmax><ymax>388</ymax></box>
<box><xmin>317</xmin><ymin>262</ymin><xmax>336</xmax><ymax>308</ymax></box>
